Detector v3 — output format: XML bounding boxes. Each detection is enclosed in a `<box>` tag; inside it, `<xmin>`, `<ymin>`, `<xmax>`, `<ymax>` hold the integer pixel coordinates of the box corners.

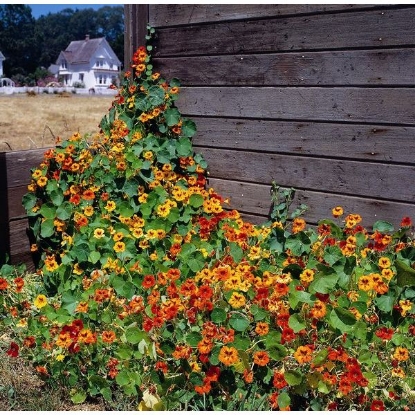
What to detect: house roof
<box><xmin>57</xmin><ymin>36</ymin><xmax>121</xmax><ymax>65</ymax></box>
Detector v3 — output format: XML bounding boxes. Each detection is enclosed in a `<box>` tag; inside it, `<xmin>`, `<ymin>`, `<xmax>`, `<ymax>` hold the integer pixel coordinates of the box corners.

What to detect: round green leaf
<box><xmin>229</xmin><ymin>314</ymin><xmax>250</xmax><ymax>332</ymax></box>
<box><xmin>211</xmin><ymin>308</ymin><xmax>227</xmax><ymax>323</ymax></box>
<box><xmin>284</xmin><ymin>370</ymin><xmax>303</xmax><ymax>386</ymax></box>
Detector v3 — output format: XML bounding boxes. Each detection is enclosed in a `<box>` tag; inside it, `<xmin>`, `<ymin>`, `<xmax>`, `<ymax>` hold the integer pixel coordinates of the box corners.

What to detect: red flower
<box><xmin>400</xmin><ymin>217</ymin><xmax>412</xmax><ymax>227</ymax></box>
<box><xmin>371</xmin><ymin>399</ymin><xmax>385</xmax><ymax>411</ymax></box>
<box><xmin>6</xmin><ymin>342</ymin><xmax>19</xmax><ymax>357</ymax></box>
<box><xmin>375</xmin><ymin>326</ymin><xmax>394</xmax><ymax>341</ymax></box>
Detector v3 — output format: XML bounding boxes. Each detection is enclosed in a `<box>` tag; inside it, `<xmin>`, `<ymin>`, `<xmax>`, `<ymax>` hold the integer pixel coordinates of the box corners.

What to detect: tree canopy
<box><xmin>0</xmin><ymin>4</ymin><xmax>124</xmax><ymax>81</ymax></box>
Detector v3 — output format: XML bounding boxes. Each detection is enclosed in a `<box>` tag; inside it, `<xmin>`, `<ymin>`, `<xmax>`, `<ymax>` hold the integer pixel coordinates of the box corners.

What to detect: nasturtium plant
<box><xmin>1</xmin><ymin>27</ymin><xmax>415</xmax><ymax>411</ymax></box>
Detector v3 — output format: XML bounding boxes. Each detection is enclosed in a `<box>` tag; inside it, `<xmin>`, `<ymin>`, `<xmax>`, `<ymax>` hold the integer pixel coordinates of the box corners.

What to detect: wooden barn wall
<box><xmin>126</xmin><ymin>4</ymin><xmax>415</xmax><ymax>229</ymax></box>
<box><xmin>0</xmin><ymin>149</ymin><xmax>47</xmax><ymax>267</ymax></box>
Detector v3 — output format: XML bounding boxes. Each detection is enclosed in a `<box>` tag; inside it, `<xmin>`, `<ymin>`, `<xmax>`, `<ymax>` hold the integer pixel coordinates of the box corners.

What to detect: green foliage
<box><xmin>1</xmin><ymin>29</ymin><xmax>415</xmax><ymax>412</ymax></box>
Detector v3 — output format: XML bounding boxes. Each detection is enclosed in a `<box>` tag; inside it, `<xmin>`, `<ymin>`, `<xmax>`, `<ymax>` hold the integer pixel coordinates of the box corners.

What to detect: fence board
<box><xmin>154</xmin><ymin>48</ymin><xmax>415</xmax><ymax>86</ymax></box>
<box><xmin>153</xmin><ymin>8</ymin><xmax>415</xmax><ymax>57</ymax></box>
<box><xmin>191</xmin><ymin>117</ymin><xmax>415</xmax><ymax>164</ymax></box>
<box><xmin>198</xmin><ymin>148</ymin><xmax>415</xmax><ymax>203</ymax></box>
<box><xmin>177</xmin><ymin>87</ymin><xmax>415</xmax><ymax>125</ymax></box>
<box><xmin>209</xmin><ymin>178</ymin><xmax>415</xmax><ymax>229</ymax></box>
<box><xmin>149</xmin><ymin>4</ymin><xmax>379</xmax><ymax>26</ymax></box>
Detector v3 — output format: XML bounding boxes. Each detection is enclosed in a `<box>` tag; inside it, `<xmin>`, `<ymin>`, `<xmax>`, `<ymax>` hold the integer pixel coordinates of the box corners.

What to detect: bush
<box><xmin>1</xmin><ymin>28</ymin><xmax>415</xmax><ymax>411</ymax></box>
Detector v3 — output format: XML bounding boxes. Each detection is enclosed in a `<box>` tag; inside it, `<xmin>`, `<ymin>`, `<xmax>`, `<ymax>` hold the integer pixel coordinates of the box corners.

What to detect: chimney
<box><xmin>85</xmin><ymin>34</ymin><xmax>90</xmax><ymax>41</ymax></box>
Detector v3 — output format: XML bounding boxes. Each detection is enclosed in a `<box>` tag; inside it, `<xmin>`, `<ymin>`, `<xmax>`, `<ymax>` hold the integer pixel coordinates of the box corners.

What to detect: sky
<box><xmin>28</xmin><ymin>3</ymin><xmax>123</xmax><ymax>19</ymax></box>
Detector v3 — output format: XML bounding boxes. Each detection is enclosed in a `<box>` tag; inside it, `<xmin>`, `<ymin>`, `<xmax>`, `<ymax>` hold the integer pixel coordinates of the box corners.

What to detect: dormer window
<box><xmin>61</xmin><ymin>59</ymin><xmax>67</xmax><ymax>69</ymax></box>
<box><xmin>96</xmin><ymin>59</ymin><xmax>104</xmax><ymax>68</ymax></box>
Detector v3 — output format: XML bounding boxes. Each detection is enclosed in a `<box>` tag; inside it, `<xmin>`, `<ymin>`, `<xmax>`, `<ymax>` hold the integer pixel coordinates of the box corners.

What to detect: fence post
<box><xmin>124</xmin><ymin>4</ymin><xmax>149</xmax><ymax>71</ymax></box>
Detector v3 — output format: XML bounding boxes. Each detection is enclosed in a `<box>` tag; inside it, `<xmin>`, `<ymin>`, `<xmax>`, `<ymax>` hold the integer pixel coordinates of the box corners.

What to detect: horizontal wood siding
<box><xmin>146</xmin><ymin>4</ymin><xmax>415</xmax><ymax>229</ymax></box>
<box><xmin>0</xmin><ymin>148</ymin><xmax>48</xmax><ymax>268</ymax></box>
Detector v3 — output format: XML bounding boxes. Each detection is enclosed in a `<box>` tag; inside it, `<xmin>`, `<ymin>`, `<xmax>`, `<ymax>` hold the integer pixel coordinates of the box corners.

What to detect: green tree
<box><xmin>0</xmin><ymin>4</ymin><xmax>37</xmax><ymax>76</ymax></box>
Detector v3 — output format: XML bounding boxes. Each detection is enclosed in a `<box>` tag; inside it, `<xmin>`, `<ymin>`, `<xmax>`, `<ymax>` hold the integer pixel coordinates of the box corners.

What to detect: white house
<box><xmin>0</xmin><ymin>51</ymin><xmax>5</xmax><ymax>77</ymax></box>
<box><xmin>55</xmin><ymin>35</ymin><xmax>121</xmax><ymax>90</ymax></box>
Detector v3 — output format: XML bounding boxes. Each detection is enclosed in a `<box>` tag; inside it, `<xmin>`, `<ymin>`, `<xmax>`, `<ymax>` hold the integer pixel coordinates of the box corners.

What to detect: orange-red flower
<box><xmin>142</xmin><ymin>274</ymin><xmax>156</xmax><ymax>289</ymax></box>
<box><xmin>0</xmin><ymin>277</ymin><xmax>9</xmax><ymax>290</ymax></box>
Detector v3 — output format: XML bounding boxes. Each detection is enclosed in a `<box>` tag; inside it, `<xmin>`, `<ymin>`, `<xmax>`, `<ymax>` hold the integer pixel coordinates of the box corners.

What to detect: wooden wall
<box><xmin>0</xmin><ymin>149</ymin><xmax>47</xmax><ymax>267</ymax></box>
<box><xmin>125</xmin><ymin>4</ymin><xmax>415</xmax><ymax>228</ymax></box>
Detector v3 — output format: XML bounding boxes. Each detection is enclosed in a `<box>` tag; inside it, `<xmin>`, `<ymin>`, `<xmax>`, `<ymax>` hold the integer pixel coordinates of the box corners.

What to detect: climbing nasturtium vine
<box><xmin>1</xmin><ymin>27</ymin><xmax>415</xmax><ymax>410</ymax></box>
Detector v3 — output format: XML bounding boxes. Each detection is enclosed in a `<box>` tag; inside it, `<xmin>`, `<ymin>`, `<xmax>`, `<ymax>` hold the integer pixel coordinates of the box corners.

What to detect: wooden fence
<box><xmin>1</xmin><ymin>4</ymin><xmax>415</xmax><ymax>267</ymax></box>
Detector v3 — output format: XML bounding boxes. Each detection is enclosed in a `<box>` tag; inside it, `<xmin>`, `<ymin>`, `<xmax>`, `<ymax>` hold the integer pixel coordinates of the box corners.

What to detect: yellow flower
<box><xmin>332</xmin><ymin>206</ymin><xmax>344</xmax><ymax>218</ymax></box>
<box><xmin>34</xmin><ymin>294</ymin><xmax>48</xmax><ymax>309</ymax></box>
<box><xmin>94</xmin><ymin>228</ymin><xmax>105</xmax><ymax>239</ymax></box>
<box><xmin>378</xmin><ymin>257</ymin><xmax>391</xmax><ymax>269</ymax></box>
<box><xmin>36</xmin><ymin>176</ymin><xmax>48</xmax><ymax>187</ymax></box>
<box><xmin>105</xmin><ymin>201</ymin><xmax>116</xmax><ymax>212</ymax></box>
<box><xmin>358</xmin><ymin>275</ymin><xmax>373</xmax><ymax>291</ymax></box>
<box><xmin>114</xmin><ymin>241</ymin><xmax>126</xmax><ymax>253</ymax></box>
<box><xmin>228</xmin><ymin>292</ymin><xmax>246</xmax><ymax>308</ymax></box>
<box><xmin>56</xmin><ymin>354</ymin><xmax>65</xmax><ymax>361</ymax></box>
<box><xmin>399</xmin><ymin>299</ymin><xmax>413</xmax><ymax>316</ymax></box>
<box><xmin>300</xmin><ymin>269</ymin><xmax>315</xmax><ymax>284</ymax></box>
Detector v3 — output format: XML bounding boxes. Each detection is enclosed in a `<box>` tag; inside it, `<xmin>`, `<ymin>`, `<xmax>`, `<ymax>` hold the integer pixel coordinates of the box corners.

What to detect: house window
<box><xmin>61</xmin><ymin>59</ymin><xmax>67</xmax><ymax>69</ymax></box>
<box><xmin>79</xmin><ymin>73</ymin><xmax>84</xmax><ymax>82</ymax></box>
<box><xmin>96</xmin><ymin>59</ymin><xmax>104</xmax><ymax>68</ymax></box>
<box><xmin>98</xmin><ymin>75</ymin><xmax>107</xmax><ymax>85</ymax></box>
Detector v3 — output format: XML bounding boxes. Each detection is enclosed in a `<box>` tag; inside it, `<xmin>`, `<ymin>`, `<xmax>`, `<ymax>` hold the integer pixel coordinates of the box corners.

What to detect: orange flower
<box><xmin>78</xmin><ymin>328</ymin><xmax>97</xmax><ymax>344</ymax></box>
<box><xmin>293</xmin><ymin>345</ymin><xmax>313</xmax><ymax>364</ymax></box>
<box><xmin>255</xmin><ymin>322</ymin><xmax>269</xmax><ymax>336</ymax></box>
<box><xmin>14</xmin><ymin>277</ymin><xmax>24</xmax><ymax>293</ymax></box>
<box><xmin>273</xmin><ymin>371</ymin><xmax>288</xmax><ymax>389</ymax></box>
<box><xmin>218</xmin><ymin>346</ymin><xmax>239</xmax><ymax>366</ymax></box>
<box><xmin>292</xmin><ymin>217</ymin><xmax>306</xmax><ymax>234</ymax></box>
<box><xmin>393</xmin><ymin>347</ymin><xmax>409</xmax><ymax>361</ymax></box>
<box><xmin>75</xmin><ymin>301</ymin><xmax>89</xmax><ymax>313</ymax></box>
<box><xmin>102</xmin><ymin>330</ymin><xmax>117</xmax><ymax>343</ymax></box>
<box><xmin>243</xmin><ymin>369</ymin><xmax>254</xmax><ymax>383</ymax></box>
<box><xmin>310</xmin><ymin>300</ymin><xmax>327</xmax><ymax>319</ymax></box>
<box><xmin>253</xmin><ymin>350</ymin><xmax>270</xmax><ymax>366</ymax></box>
<box><xmin>197</xmin><ymin>338</ymin><xmax>213</xmax><ymax>355</ymax></box>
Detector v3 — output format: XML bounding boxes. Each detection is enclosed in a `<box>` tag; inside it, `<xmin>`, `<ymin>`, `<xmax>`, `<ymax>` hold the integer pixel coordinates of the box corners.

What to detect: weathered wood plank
<box><xmin>9</xmin><ymin>218</ymin><xmax>31</xmax><ymax>257</ymax></box>
<box><xmin>6</xmin><ymin>185</ymin><xmax>27</xmax><ymax>219</ymax></box>
<box><xmin>124</xmin><ymin>4</ymin><xmax>149</xmax><ymax>68</ymax></box>
<box><xmin>0</xmin><ymin>152</ymin><xmax>10</xmax><ymax>264</ymax></box>
<box><xmin>150</xmin><ymin>4</ymin><xmax>393</xmax><ymax>26</ymax></box>
<box><xmin>153</xmin><ymin>8</ymin><xmax>415</xmax><ymax>57</ymax></box>
<box><xmin>177</xmin><ymin>87</ymin><xmax>415</xmax><ymax>125</ymax></box>
<box><xmin>209</xmin><ymin>178</ymin><xmax>415</xmax><ymax>229</ymax></box>
<box><xmin>2</xmin><ymin>148</ymin><xmax>49</xmax><ymax>187</ymax></box>
<box><xmin>154</xmin><ymin>48</ymin><xmax>415</xmax><ymax>86</ymax></box>
<box><xmin>199</xmin><ymin>148</ymin><xmax>415</xmax><ymax>203</ymax></box>
<box><xmin>191</xmin><ymin>117</ymin><xmax>415</xmax><ymax>164</ymax></box>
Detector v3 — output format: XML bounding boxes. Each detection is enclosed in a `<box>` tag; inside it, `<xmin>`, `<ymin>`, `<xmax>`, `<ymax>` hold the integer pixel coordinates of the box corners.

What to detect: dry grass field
<box><xmin>0</xmin><ymin>93</ymin><xmax>115</xmax><ymax>151</ymax></box>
